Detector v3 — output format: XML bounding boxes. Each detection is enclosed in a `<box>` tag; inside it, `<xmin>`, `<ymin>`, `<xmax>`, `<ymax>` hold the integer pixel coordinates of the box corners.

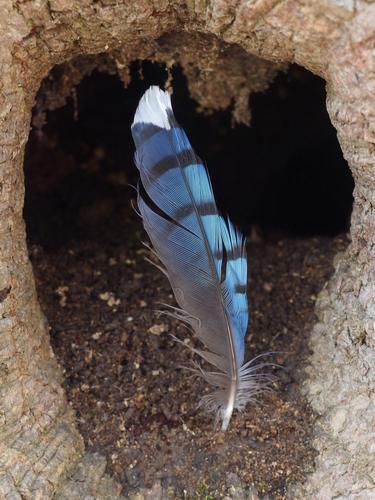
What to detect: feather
<box><xmin>131</xmin><ymin>86</ymin><xmax>268</xmax><ymax>431</ymax></box>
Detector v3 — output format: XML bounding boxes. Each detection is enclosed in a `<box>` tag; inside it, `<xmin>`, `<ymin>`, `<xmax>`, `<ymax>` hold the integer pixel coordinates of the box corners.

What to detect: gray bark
<box><xmin>0</xmin><ymin>0</ymin><xmax>374</xmax><ymax>498</ymax></box>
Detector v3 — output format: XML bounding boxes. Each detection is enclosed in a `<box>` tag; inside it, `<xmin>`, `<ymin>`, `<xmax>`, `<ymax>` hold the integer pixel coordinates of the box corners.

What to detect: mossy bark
<box><xmin>0</xmin><ymin>0</ymin><xmax>374</xmax><ymax>497</ymax></box>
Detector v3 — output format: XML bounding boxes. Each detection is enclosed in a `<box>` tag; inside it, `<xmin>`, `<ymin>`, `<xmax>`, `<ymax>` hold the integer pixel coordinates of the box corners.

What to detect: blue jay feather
<box><xmin>132</xmin><ymin>86</ymin><xmax>266</xmax><ymax>430</ymax></box>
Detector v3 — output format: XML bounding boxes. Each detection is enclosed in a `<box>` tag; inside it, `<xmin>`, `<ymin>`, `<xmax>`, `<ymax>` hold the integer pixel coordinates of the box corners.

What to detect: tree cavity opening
<box><xmin>23</xmin><ymin>58</ymin><xmax>352</xmax><ymax>497</ymax></box>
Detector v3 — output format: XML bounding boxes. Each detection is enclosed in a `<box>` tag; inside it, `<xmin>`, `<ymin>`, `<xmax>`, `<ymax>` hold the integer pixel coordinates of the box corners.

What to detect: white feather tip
<box><xmin>133</xmin><ymin>85</ymin><xmax>172</xmax><ymax>130</ymax></box>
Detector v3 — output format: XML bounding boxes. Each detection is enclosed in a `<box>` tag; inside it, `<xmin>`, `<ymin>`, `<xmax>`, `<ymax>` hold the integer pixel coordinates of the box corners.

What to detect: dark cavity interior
<box><xmin>25</xmin><ymin>62</ymin><xmax>353</xmax><ymax>248</ymax></box>
<box><xmin>23</xmin><ymin>60</ymin><xmax>352</xmax><ymax>497</ymax></box>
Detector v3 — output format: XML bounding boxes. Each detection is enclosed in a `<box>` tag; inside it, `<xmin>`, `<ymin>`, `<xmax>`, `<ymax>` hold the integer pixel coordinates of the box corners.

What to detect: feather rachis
<box><xmin>132</xmin><ymin>86</ymin><xmax>259</xmax><ymax>430</ymax></box>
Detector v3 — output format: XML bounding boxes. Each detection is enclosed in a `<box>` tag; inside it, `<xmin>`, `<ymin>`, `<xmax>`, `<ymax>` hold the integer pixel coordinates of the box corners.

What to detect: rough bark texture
<box><xmin>0</xmin><ymin>0</ymin><xmax>374</xmax><ymax>498</ymax></box>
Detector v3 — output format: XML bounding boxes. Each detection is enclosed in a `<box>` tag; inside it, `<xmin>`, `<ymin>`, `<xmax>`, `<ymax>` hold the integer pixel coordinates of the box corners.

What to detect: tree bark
<box><xmin>0</xmin><ymin>0</ymin><xmax>374</xmax><ymax>498</ymax></box>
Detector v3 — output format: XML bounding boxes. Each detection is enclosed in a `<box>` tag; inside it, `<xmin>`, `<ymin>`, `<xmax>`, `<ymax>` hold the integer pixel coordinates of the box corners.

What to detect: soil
<box><xmin>25</xmin><ymin>132</ymin><xmax>349</xmax><ymax>498</ymax></box>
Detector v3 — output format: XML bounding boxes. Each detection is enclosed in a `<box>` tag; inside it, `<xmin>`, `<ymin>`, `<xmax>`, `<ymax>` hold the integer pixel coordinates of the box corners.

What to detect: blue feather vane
<box><xmin>132</xmin><ymin>86</ymin><xmax>268</xmax><ymax>431</ymax></box>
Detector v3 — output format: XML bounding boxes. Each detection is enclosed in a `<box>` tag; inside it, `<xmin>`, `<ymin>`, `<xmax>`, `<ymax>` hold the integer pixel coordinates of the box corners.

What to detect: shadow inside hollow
<box><xmin>24</xmin><ymin>62</ymin><xmax>353</xmax><ymax>250</ymax></box>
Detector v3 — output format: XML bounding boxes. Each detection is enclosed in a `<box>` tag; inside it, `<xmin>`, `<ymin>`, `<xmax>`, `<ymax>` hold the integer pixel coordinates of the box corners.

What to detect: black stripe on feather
<box><xmin>213</xmin><ymin>245</ymin><xmax>243</xmax><ymax>261</ymax></box>
<box><xmin>149</xmin><ymin>150</ymin><xmax>197</xmax><ymax>177</ymax></box>
<box><xmin>132</xmin><ymin>123</ymin><xmax>163</xmax><ymax>146</ymax></box>
<box><xmin>173</xmin><ymin>200</ymin><xmax>217</xmax><ymax>221</ymax></box>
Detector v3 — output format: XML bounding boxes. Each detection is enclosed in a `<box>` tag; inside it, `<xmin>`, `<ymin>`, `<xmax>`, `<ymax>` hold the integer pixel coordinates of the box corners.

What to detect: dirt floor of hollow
<box><xmin>26</xmin><ymin>149</ymin><xmax>349</xmax><ymax>497</ymax></box>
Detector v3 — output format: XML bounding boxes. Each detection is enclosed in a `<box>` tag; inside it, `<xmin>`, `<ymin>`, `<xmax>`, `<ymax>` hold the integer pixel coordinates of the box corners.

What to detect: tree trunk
<box><xmin>0</xmin><ymin>0</ymin><xmax>374</xmax><ymax>498</ymax></box>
